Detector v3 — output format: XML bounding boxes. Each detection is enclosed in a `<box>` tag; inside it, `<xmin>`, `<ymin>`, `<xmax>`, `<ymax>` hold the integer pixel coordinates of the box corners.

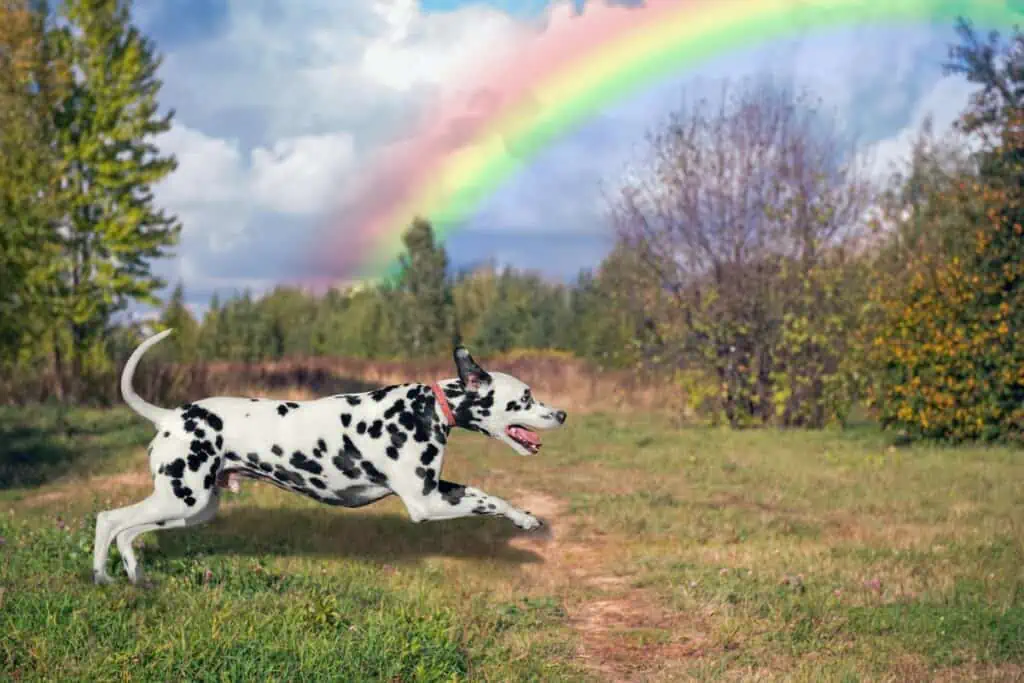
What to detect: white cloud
<box><xmin>250</xmin><ymin>133</ymin><xmax>357</xmax><ymax>215</ymax></box>
<box><xmin>155</xmin><ymin>125</ymin><xmax>246</xmax><ymax>207</ymax></box>
<box><xmin>862</xmin><ymin>75</ymin><xmax>978</xmax><ymax>180</ymax></box>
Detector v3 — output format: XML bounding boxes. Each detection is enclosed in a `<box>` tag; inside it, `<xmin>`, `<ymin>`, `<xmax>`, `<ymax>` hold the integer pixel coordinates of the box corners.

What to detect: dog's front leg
<box><xmin>397</xmin><ymin>479</ymin><xmax>542</xmax><ymax>530</ymax></box>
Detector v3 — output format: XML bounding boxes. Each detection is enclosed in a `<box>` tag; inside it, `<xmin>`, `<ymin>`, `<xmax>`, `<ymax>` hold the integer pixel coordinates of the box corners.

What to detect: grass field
<box><xmin>2</xmin><ymin>404</ymin><xmax>1023</xmax><ymax>681</ymax></box>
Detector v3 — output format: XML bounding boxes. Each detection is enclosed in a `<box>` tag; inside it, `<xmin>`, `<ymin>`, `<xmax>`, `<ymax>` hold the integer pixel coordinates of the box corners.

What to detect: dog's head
<box><xmin>448</xmin><ymin>346</ymin><xmax>567</xmax><ymax>456</ymax></box>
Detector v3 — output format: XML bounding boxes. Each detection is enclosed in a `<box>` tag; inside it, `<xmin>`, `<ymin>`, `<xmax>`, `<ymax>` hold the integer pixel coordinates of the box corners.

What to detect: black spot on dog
<box><xmin>163</xmin><ymin>431</ymin><xmax>170</xmax><ymax>438</ymax></box>
<box><xmin>286</xmin><ymin>402</ymin><xmax>299</xmax><ymax>409</ymax></box>
<box><xmin>225</xmin><ymin>451</ymin><xmax>241</xmax><ymax>462</ymax></box>
<box><xmin>156</xmin><ymin>521</ymin><xmax>166</xmax><ymax>527</ymax></box>
<box><xmin>383</xmin><ymin>399</ymin><xmax>405</xmax><ymax>420</ymax></box>
<box><xmin>187</xmin><ymin>450</ymin><xmax>207</xmax><ymax>472</ymax></box>
<box><xmin>386</xmin><ymin>446</ymin><xmax>399</xmax><ymax>460</ymax></box>
<box><xmin>203</xmin><ymin>457</ymin><xmax>222</xmax><ymax>489</ymax></box>
<box><xmin>171</xmin><ymin>478</ymin><xmax>193</xmax><ymax>502</ymax></box>
<box><xmin>342</xmin><ymin>435</ymin><xmax>362</xmax><ymax>459</ymax></box>
<box><xmin>433</xmin><ymin>425</ymin><xmax>448</xmax><ymax>445</ymax></box>
<box><xmin>332</xmin><ymin>436</ymin><xmax>363</xmax><ymax>478</ymax></box>
<box><xmin>184</xmin><ymin>496</ymin><xmax>196</xmax><ymax>506</ymax></box>
<box><xmin>273</xmin><ymin>466</ymin><xmax>306</xmax><ymax>487</ymax></box>
<box><xmin>184</xmin><ymin>419</ymin><xmax>197</xmax><ymax>432</ymax></box>
<box><xmin>345</xmin><ymin>396</ymin><xmax>362</xmax><ymax>406</ymax></box>
<box><xmin>416</xmin><ymin>466</ymin><xmax>437</xmax><ymax>495</ymax></box>
<box><xmin>407</xmin><ymin>387</ymin><xmax>421</xmax><ymax>399</ymax></box>
<box><xmin>165</xmin><ymin>458</ymin><xmax>186</xmax><ymax>479</ymax></box>
<box><xmin>271</xmin><ymin>445</ymin><xmax>283</xmax><ymax>456</ymax></box>
<box><xmin>277</xmin><ymin>404</ymin><xmax>289</xmax><ymax>416</ymax></box>
<box><xmin>438</xmin><ymin>480</ymin><xmax>467</xmax><ymax>506</ymax></box>
<box><xmin>361</xmin><ymin>461</ymin><xmax>388</xmax><ymax>486</ymax></box>
<box><xmin>250</xmin><ymin>398</ymin><xmax>259</xmax><ymax>402</ymax></box>
<box><xmin>398</xmin><ymin>411</ymin><xmax>417</xmax><ymax>431</ymax></box>
<box><xmin>505</xmin><ymin>401</ymin><xmax>520</xmax><ymax>412</ymax></box>
<box><xmin>194</xmin><ymin>427</ymin><xmax>206</xmax><ymax>439</ymax></box>
<box><xmin>215</xmin><ymin>434</ymin><xmax>223</xmax><ymax>450</ymax></box>
<box><xmin>340</xmin><ymin>413</ymin><xmax>352</xmax><ymax>427</ymax></box>
<box><xmin>411</xmin><ymin>416</ymin><xmax>431</xmax><ymax>443</ymax></box>
<box><xmin>290</xmin><ymin>451</ymin><xmax>323</xmax><ymax>475</ymax></box>
<box><xmin>357</xmin><ymin>421</ymin><xmax>367</xmax><ymax>434</ymax></box>
<box><xmin>370</xmin><ymin>386</ymin><xmax>396</xmax><ymax>402</ymax></box>
<box><xmin>367</xmin><ymin>420</ymin><xmax>383</xmax><ymax>439</ymax></box>
<box><xmin>309</xmin><ymin>477</ymin><xmax>326</xmax><ymax>489</ymax></box>
<box><xmin>258</xmin><ymin>461</ymin><xmax>273</xmax><ymax>473</ymax></box>
<box><xmin>206</xmin><ymin>413</ymin><xmax>223</xmax><ymax>431</ymax></box>
<box><xmin>420</xmin><ymin>444</ymin><xmax>439</xmax><ymax>465</ymax></box>
<box><xmin>390</xmin><ymin>429</ymin><xmax>408</xmax><ymax>450</ymax></box>
<box><xmin>246</xmin><ymin>452</ymin><xmax>260</xmax><ymax>465</ymax></box>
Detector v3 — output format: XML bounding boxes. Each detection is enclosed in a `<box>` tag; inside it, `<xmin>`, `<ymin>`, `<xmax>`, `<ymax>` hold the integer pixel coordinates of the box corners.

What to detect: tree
<box><xmin>393</xmin><ymin>217</ymin><xmax>452</xmax><ymax>357</ymax></box>
<box><xmin>157</xmin><ymin>282</ymin><xmax>198</xmax><ymax>361</ymax></box>
<box><xmin>610</xmin><ymin>76</ymin><xmax>872</xmax><ymax>426</ymax></box>
<box><xmin>0</xmin><ymin>0</ymin><xmax>66</xmax><ymax>361</ymax></box>
<box><xmin>48</xmin><ymin>0</ymin><xmax>180</xmax><ymax>397</ymax></box>
<box><xmin>864</xmin><ymin>20</ymin><xmax>1024</xmax><ymax>442</ymax></box>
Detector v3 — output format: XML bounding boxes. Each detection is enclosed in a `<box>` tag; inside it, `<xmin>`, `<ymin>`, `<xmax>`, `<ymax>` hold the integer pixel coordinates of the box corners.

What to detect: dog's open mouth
<box><xmin>506</xmin><ymin>425</ymin><xmax>542</xmax><ymax>453</ymax></box>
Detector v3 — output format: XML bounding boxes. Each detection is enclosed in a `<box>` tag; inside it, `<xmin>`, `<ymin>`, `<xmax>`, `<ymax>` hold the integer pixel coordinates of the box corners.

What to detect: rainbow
<box><xmin>312</xmin><ymin>0</ymin><xmax>1022</xmax><ymax>282</ymax></box>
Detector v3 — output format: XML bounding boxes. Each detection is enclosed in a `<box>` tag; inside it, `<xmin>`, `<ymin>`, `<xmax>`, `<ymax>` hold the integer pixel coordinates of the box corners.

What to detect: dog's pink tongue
<box><xmin>508</xmin><ymin>426</ymin><xmax>540</xmax><ymax>445</ymax></box>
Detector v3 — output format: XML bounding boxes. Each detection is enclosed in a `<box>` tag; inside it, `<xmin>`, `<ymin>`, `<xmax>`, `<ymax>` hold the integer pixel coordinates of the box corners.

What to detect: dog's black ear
<box><xmin>453</xmin><ymin>346</ymin><xmax>491</xmax><ymax>392</ymax></box>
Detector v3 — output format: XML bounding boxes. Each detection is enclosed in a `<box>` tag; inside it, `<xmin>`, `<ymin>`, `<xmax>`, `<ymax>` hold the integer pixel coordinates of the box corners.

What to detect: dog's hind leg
<box><xmin>114</xmin><ymin>494</ymin><xmax>220</xmax><ymax>585</ymax></box>
<box><xmin>396</xmin><ymin>479</ymin><xmax>542</xmax><ymax>530</ymax></box>
<box><xmin>94</xmin><ymin>478</ymin><xmax>217</xmax><ymax>585</ymax></box>
<box><xmin>93</xmin><ymin>493</ymin><xmax>186</xmax><ymax>584</ymax></box>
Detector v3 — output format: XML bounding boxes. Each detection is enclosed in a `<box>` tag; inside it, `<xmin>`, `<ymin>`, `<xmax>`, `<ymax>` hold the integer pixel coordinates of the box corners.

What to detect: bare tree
<box><xmin>611</xmin><ymin>76</ymin><xmax>873</xmax><ymax>426</ymax></box>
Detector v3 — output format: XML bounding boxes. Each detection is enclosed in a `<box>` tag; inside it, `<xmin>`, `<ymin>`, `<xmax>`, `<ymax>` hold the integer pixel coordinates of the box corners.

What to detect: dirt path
<box><xmin>508</xmin><ymin>490</ymin><xmax>707</xmax><ymax>682</ymax></box>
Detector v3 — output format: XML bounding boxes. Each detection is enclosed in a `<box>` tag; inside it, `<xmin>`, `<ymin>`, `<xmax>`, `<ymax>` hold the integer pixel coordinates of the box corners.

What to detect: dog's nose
<box><xmin>554</xmin><ymin>410</ymin><xmax>567</xmax><ymax>424</ymax></box>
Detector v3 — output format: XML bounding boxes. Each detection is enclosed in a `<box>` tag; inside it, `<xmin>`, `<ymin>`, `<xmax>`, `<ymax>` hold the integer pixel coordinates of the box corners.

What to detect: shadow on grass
<box><xmin>156</xmin><ymin>505</ymin><xmax>546</xmax><ymax>567</ymax></box>
<box><xmin>0</xmin><ymin>406</ymin><xmax>153</xmax><ymax>490</ymax></box>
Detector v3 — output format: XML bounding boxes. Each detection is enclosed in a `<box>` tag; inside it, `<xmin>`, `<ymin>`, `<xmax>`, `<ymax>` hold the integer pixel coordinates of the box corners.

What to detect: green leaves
<box><xmin>0</xmin><ymin>0</ymin><xmax>180</xmax><ymax>398</ymax></box>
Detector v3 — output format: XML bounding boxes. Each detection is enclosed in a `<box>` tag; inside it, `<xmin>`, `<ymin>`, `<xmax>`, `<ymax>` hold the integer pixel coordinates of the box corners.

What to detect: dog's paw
<box><xmin>514</xmin><ymin>512</ymin><xmax>543</xmax><ymax>531</ymax></box>
<box><xmin>93</xmin><ymin>571</ymin><xmax>115</xmax><ymax>586</ymax></box>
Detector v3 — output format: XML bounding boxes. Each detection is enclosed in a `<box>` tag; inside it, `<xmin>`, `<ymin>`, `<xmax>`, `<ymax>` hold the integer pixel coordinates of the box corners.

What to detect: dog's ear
<box><xmin>453</xmin><ymin>346</ymin><xmax>491</xmax><ymax>392</ymax></box>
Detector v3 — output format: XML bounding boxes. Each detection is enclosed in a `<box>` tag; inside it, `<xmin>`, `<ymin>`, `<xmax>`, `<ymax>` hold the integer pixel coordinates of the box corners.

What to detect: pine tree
<box><xmin>158</xmin><ymin>282</ymin><xmax>198</xmax><ymax>361</ymax></box>
<box><xmin>394</xmin><ymin>217</ymin><xmax>452</xmax><ymax>357</ymax></box>
<box><xmin>49</xmin><ymin>0</ymin><xmax>180</xmax><ymax>396</ymax></box>
<box><xmin>0</xmin><ymin>1</ymin><xmax>66</xmax><ymax>359</ymax></box>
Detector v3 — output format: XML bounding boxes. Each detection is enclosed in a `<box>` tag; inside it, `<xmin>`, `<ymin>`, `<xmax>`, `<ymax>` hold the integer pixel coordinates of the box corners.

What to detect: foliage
<box><xmin>610</xmin><ymin>76</ymin><xmax>873</xmax><ymax>427</ymax></box>
<box><xmin>0</xmin><ymin>0</ymin><xmax>67</xmax><ymax>360</ymax></box>
<box><xmin>392</xmin><ymin>217</ymin><xmax>454</xmax><ymax>356</ymax></box>
<box><xmin>864</xmin><ymin>20</ymin><xmax>1024</xmax><ymax>442</ymax></box>
<box><xmin>44</xmin><ymin>0</ymin><xmax>180</xmax><ymax>398</ymax></box>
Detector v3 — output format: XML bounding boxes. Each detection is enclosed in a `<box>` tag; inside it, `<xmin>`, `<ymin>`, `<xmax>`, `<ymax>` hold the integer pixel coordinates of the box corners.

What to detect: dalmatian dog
<box><xmin>92</xmin><ymin>329</ymin><xmax>567</xmax><ymax>585</ymax></box>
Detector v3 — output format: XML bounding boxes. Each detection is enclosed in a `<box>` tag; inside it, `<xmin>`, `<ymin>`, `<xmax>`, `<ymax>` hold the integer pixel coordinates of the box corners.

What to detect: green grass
<box><xmin>2</xmin><ymin>406</ymin><xmax>1024</xmax><ymax>681</ymax></box>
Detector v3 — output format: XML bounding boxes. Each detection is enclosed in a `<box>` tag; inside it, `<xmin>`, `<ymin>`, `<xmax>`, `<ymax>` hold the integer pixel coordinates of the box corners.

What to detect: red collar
<box><xmin>431</xmin><ymin>383</ymin><xmax>455</xmax><ymax>427</ymax></box>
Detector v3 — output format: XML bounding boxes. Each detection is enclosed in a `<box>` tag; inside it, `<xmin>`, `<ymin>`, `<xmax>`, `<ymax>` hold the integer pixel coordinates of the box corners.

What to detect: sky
<box><xmin>132</xmin><ymin>0</ymin><xmax>984</xmax><ymax>315</ymax></box>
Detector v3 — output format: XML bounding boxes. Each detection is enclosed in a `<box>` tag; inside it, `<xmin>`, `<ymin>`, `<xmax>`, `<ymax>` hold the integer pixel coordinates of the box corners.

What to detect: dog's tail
<box><xmin>121</xmin><ymin>329</ymin><xmax>174</xmax><ymax>425</ymax></box>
